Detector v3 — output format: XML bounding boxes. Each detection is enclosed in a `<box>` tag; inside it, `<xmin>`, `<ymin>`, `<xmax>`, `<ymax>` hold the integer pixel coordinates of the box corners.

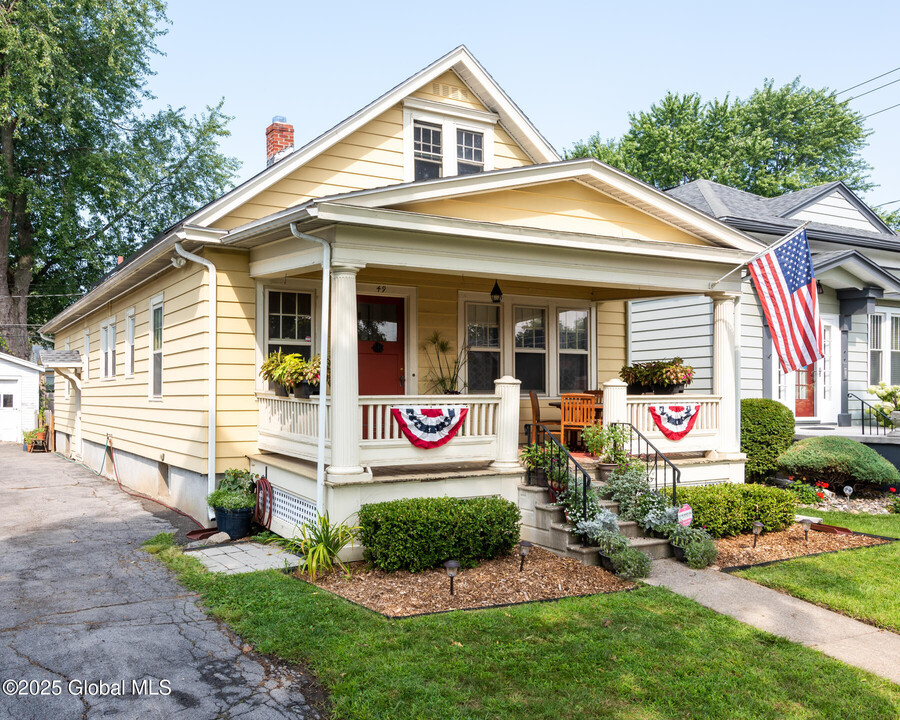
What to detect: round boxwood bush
<box><xmin>669</xmin><ymin>483</ymin><xmax>796</xmax><ymax>538</ymax></box>
<box><xmin>741</xmin><ymin>398</ymin><xmax>796</xmax><ymax>482</ymax></box>
<box><xmin>777</xmin><ymin>435</ymin><xmax>900</xmax><ymax>490</ymax></box>
<box><xmin>357</xmin><ymin>496</ymin><xmax>520</xmax><ymax>572</ymax></box>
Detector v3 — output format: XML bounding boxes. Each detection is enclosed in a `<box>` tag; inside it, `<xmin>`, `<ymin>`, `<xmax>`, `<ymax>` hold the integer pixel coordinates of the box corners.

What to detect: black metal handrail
<box><xmin>848</xmin><ymin>392</ymin><xmax>892</xmax><ymax>435</ymax></box>
<box><xmin>523</xmin><ymin>423</ymin><xmax>594</xmax><ymax>523</ymax></box>
<box><xmin>611</xmin><ymin>422</ymin><xmax>681</xmax><ymax>507</ymax></box>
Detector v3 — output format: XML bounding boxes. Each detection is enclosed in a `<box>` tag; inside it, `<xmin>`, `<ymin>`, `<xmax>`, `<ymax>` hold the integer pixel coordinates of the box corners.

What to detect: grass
<box><xmin>736</xmin><ymin>511</ymin><xmax>900</xmax><ymax>633</ymax></box>
<box><xmin>144</xmin><ymin>532</ymin><xmax>900</xmax><ymax>720</ymax></box>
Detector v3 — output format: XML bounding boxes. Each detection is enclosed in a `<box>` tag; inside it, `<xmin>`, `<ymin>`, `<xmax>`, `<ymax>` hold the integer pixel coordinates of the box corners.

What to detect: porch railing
<box><xmin>848</xmin><ymin>392</ymin><xmax>892</xmax><ymax>436</ymax></box>
<box><xmin>611</xmin><ymin>422</ymin><xmax>680</xmax><ymax>507</ymax></box>
<box><xmin>625</xmin><ymin>394</ymin><xmax>722</xmax><ymax>453</ymax></box>
<box><xmin>257</xmin><ymin>394</ymin><xmax>331</xmax><ymax>459</ymax></box>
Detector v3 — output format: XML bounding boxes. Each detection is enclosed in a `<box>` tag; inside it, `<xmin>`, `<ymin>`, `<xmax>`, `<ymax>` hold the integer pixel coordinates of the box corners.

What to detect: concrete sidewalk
<box><xmin>646</xmin><ymin>558</ymin><xmax>900</xmax><ymax>685</ymax></box>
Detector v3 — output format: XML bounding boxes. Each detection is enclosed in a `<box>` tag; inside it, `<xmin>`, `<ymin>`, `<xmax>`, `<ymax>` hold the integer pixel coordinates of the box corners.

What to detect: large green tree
<box><xmin>569</xmin><ymin>78</ymin><xmax>873</xmax><ymax>199</ymax></box>
<box><xmin>0</xmin><ymin>0</ymin><xmax>239</xmax><ymax>358</ymax></box>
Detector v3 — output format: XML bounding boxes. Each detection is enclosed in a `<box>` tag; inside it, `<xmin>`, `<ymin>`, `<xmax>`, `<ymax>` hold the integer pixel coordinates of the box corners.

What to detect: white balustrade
<box><xmin>625</xmin><ymin>394</ymin><xmax>722</xmax><ymax>453</ymax></box>
<box><xmin>257</xmin><ymin>393</ymin><xmax>332</xmax><ymax>460</ymax></box>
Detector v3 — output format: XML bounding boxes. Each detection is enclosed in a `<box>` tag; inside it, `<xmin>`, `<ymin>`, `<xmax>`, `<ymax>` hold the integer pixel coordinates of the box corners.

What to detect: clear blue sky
<box><xmin>149</xmin><ymin>0</ymin><xmax>900</xmax><ymax>211</ymax></box>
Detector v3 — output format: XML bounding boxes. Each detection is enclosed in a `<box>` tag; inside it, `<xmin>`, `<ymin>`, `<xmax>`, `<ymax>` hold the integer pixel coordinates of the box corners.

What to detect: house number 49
<box><xmin>375</xmin><ymin>285</ymin><xmax>387</xmax><ymax>293</ymax></box>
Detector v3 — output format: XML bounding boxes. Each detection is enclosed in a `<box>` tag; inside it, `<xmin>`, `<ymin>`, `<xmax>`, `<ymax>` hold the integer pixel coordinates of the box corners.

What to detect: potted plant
<box><xmin>421</xmin><ymin>331</ymin><xmax>466</xmax><ymax>394</ymax></box>
<box><xmin>619</xmin><ymin>362</ymin><xmax>654</xmax><ymax>395</ymax></box>
<box><xmin>296</xmin><ymin>354</ymin><xmax>325</xmax><ymax>398</ymax></box>
<box><xmin>260</xmin><ymin>350</ymin><xmax>288</xmax><ymax>396</ymax></box>
<box><xmin>23</xmin><ymin>428</ymin><xmax>39</xmax><ymax>452</ymax></box>
<box><xmin>207</xmin><ymin>468</ymin><xmax>258</xmax><ymax>540</ymax></box>
<box><xmin>581</xmin><ymin>423</ymin><xmax>630</xmax><ymax>482</ymax></box>
<box><xmin>650</xmin><ymin>357</ymin><xmax>694</xmax><ymax>394</ymax></box>
<box><xmin>273</xmin><ymin>353</ymin><xmax>308</xmax><ymax>397</ymax></box>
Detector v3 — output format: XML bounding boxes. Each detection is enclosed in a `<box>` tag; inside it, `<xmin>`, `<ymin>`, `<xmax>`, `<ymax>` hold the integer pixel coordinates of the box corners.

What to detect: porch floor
<box><xmin>794</xmin><ymin>425</ymin><xmax>900</xmax><ymax>444</ymax></box>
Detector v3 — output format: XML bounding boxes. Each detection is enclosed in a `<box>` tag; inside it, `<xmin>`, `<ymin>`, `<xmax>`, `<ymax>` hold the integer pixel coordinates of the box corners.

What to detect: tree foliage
<box><xmin>569</xmin><ymin>79</ymin><xmax>872</xmax><ymax>199</ymax></box>
<box><xmin>0</xmin><ymin>0</ymin><xmax>239</xmax><ymax>358</ymax></box>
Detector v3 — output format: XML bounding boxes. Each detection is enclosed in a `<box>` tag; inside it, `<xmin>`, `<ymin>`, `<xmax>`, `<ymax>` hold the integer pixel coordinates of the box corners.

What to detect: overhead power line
<box><xmin>863</xmin><ymin>102</ymin><xmax>900</xmax><ymax>120</ymax></box>
<box><xmin>845</xmin><ymin>76</ymin><xmax>900</xmax><ymax>103</ymax></box>
<box><xmin>835</xmin><ymin>65</ymin><xmax>900</xmax><ymax>97</ymax></box>
<box><xmin>873</xmin><ymin>199</ymin><xmax>900</xmax><ymax>208</ymax></box>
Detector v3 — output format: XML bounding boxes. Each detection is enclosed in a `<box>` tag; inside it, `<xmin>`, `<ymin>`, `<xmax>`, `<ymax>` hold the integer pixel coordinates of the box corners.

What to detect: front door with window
<box><xmin>795</xmin><ymin>365</ymin><xmax>816</xmax><ymax>417</ymax></box>
<box><xmin>775</xmin><ymin>315</ymin><xmax>839</xmax><ymax>421</ymax></box>
<box><xmin>358</xmin><ymin>296</ymin><xmax>405</xmax><ymax>395</ymax></box>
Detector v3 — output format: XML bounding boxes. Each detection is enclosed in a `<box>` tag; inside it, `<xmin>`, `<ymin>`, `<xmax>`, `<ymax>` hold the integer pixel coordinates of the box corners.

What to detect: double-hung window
<box><xmin>413</xmin><ymin>121</ymin><xmax>443</xmax><ymax>181</ymax></box>
<box><xmin>514</xmin><ymin>307</ymin><xmax>547</xmax><ymax>394</ymax></box>
<box><xmin>456</xmin><ymin>129</ymin><xmax>484</xmax><ymax>175</ymax></box>
<box><xmin>267</xmin><ymin>290</ymin><xmax>313</xmax><ymax>358</ymax></box>
<box><xmin>150</xmin><ymin>294</ymin><xmax>164</xmax><ymax>398</ymax></box>
<box><xmin>404</xmin><ymin>100</ymin><xmax>495</xmax><ymax>182</ymax></box>
<box><xmin>100</xmin><ymin>318</ymin><xmax>116</xmax><ymax>379</ymax></box>
<box><xmin>870</xmin><ymin>314</ymin><xmax>883</xmax><ymax>385</ymax></box>
<box><xmin>558</xmin><ymin>309</ymin><xmax>589</xmax><ymax>393</ymax></box>
<box><xmin>125</xmin><ymin>309</ymin><xmax>135</xmax><ymax>377</ymax></box>
<box><xmin>466</xmin><ymin>304</ymin><xmax>501</xmax><ymax>393</ymax></box>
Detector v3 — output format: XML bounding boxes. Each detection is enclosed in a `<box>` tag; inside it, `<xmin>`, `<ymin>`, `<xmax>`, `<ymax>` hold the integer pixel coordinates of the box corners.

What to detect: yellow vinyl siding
<box><xmin>393</xmin><ymin>181</ymin><xmax>710</xmax><ymax>246</ymax></box>
<box><xmin>212</xmin><ymin>70</ymin><xmax>535</xmax><ymax>231</ymax></box>
<box><xmin>596</xmin><ymin>301</ymin><xmax>626</xmax><ymax>382</ymax></box>
<box><xmin>52</xmin><ymin>248</ymin><xmax>258</xmax><ymax>475</ymax></box>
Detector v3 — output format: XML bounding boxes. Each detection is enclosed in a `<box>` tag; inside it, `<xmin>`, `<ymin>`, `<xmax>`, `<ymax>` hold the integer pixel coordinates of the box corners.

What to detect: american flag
<box><xmin>748</xmin><ymin>228</ymin><xmax>824</xmax><ymax>373</ymax></box>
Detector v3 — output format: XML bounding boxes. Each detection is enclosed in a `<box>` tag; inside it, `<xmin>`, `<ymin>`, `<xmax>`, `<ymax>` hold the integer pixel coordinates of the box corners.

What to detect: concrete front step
<box><xmin>566</xmin><ymin>536</ymin><xmax>673</xmax><ymax>565</ymax></box>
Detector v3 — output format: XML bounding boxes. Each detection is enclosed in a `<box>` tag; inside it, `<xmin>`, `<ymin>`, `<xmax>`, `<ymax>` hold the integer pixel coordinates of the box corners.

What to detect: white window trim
<box><xmin>403</xmin><ymin>103</ymin><xmax>495</xmax><ymax>183</ymax></box>
<box><xmin>82</xmin><ymin>329</ymin><xmax>90</xmax><ymax>385</ymax></box>
<box><xmin>457</xmin><ymin>291</ymin><xmax>596</xmax><ymax>396</ymax></box>
<box><xmin>125</xmin><ymin>308</ymin><xmax>135</xmax><ymax>378</ymax></box>
<box><xmin>357</xmin><ymin>283</ymin><xmax>418</xmax><ymax>394</ymax></box>
<box><xmin>149</xmin><ymin>293</ymin><xmax>164</xmax><ymax>400</ymax></box>
<box><xmin>869</xmin><ymin>312</ymin><xmax>885</xmax><ymax>387</ymax></box>
<box><xmin>99</xmin><ymin>317</ymin><xmax>116</xmax><ymax>380</ymax></box>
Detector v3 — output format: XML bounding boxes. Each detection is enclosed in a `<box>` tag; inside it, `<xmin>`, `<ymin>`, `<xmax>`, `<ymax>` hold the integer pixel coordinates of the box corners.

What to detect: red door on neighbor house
<box><xmin>795</xmin><ymin>364</ymin><xmax>816</xmax><ymax>417</ymax></box>
<box><xmin>357</xmin><ymin>295</ymin><xmax>405</xmax><ymax>395</ymax></box>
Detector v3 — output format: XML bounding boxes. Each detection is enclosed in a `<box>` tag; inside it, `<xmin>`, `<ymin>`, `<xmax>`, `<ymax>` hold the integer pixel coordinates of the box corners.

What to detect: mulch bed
<box><xmin>715</xmin><ymin>524</ymin><xmax>892</xmax><ymax>569</ymax></box>
<box><xmin>307</xmin><ymin>546</ymin><xmax>634</xmax><ymax>617</ymax></box>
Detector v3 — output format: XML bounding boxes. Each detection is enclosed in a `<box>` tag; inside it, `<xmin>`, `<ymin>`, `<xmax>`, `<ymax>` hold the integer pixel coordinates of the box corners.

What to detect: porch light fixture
<box><xmin>799</xmin><ymin>518</ymin><xmax>812</xmax><ymax>543</ymax></box>
<box><xmin>444</xmin><ymin>560</ymin><xmax>460</xmax><ymax>595</ymax></box>
<box><xmin>752</xmin><ymin>521</ymin><xmax>764</xmax><ymax>548</ymax></box>
<box><xmin>490</xmin><ymin>280</ymin><xmax>503</xmax><ymax>304</ymax></box>
<box><xmin>518</xmin><ymin>540</ymin><xmax>533</xmax><ymax>572</ymax></box>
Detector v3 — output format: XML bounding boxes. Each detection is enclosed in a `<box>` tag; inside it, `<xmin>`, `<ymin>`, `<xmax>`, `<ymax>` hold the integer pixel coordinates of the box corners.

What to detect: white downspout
<box><xmin>289</xmin><ymin>223</ymin><xmax>329</xmax><ymax>515</ymax></box>
<box><xmin>174</xmin><ymin>242</ymin><xmax>218</xmax><ymax>521</ymax></box>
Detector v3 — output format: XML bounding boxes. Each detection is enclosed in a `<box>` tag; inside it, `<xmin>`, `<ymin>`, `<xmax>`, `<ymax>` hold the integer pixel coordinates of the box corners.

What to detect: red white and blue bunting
<box><xmin>648</xmin><ymin>405</ymin><xmax>701</xmax><ymax>441</ymax></box>
<box><xmin>390</xmin><ymin>406</ymin><xmax>469</xmax><ymax>449</ymax></box>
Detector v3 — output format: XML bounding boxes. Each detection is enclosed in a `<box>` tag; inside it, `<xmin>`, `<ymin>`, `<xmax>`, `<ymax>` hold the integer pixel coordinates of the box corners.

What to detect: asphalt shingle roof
<box><xmin>39</xmin><ymin>350</ymin><xmax>82</xmax><ymax>366</ymax></box>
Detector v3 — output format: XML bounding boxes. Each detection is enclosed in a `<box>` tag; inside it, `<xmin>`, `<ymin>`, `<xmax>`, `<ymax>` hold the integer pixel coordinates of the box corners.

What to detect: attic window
<box><xmin>457</xmin><ymin>129</ymin><xmax>483</xmax><ymax>175</ymax></box>
<box><xmin>413</xmin><ymin>121</ymin><xmax>442</xmax><ymax>181</ymax></box>
<box><xmin>404</xmin><ymin>102</ymin><xmax>495</xmax><ymax>183</ymax></box>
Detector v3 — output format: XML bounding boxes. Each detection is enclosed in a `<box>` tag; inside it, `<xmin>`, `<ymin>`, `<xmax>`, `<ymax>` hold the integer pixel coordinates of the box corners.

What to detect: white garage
<box><xmin>0</xmin><ymin>351</ymin><xmax>42</xmax><ymax>443</ymax></box>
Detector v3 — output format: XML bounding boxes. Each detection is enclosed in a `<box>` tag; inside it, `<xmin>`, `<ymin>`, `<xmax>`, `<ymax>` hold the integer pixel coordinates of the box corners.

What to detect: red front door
<box><xmin>795</xmin><ymin>364</ymin><xmax>816</xmax><ymax>417</ymax></box>
<box><xmin>357</xmin><ymin>295</ymin><xmax>405</xmax><ymax>395</ymax></box>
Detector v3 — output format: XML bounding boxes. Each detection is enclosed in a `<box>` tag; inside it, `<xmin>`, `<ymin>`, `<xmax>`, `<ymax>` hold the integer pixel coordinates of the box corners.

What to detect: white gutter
<box><xmin>289</xmin><ymin>223</ymin><xmax>329</xmax><ymax>515</ymax></box>
<box><xmin>174</xmin><ymin>242</ymin><xmax>218</xmax><ymax>521</ymax></box>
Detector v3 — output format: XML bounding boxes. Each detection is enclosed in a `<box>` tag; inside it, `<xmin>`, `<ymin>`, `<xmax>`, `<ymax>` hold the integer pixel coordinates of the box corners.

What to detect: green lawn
<box><xmin>145</xmin><ymin>534</ymin><xmax>900</xmax><ymax>720</ymax></box>
<box><xmin>736</xmin><ymin>511</ymin><xmax>900</xmax><ymax>633</ymax></box>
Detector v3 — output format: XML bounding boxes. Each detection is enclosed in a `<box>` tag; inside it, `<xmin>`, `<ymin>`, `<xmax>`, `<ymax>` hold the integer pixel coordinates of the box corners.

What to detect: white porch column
<box><xmin>712</xmin><ymin>294</ymin><xmax>741</xmax><ymax>456</ymax></box>
<box><xmin>490</xmin><ymin>375</ymin><xmax>521</xmax><ymax>470</ymax></box>
<box><xmin>602</xmin><ymin>379</ymin><xmax>628</xmax><ymax>425</ymax></box>
<box><xmin>327</xmin><ymin>264</ymin><xmax>368</xmax><ymax>480</ymax></box>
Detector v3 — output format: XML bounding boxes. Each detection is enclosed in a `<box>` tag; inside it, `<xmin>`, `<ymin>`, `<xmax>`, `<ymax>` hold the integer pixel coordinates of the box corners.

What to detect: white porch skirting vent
<box><xmin>272</xmin><ymin>487</ymin><xmax>317</xmax><ymax>529</ymax></box>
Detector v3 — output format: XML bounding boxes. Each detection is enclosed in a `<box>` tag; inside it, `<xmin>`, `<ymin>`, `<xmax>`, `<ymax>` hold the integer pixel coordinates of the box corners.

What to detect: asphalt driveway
<box><xmin>0</xmin><ymin>444</ymin><xmax>325</xmax><ymax>720</ymax></box>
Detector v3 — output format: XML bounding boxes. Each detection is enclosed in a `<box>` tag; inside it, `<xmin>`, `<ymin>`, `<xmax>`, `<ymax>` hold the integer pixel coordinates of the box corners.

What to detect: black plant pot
<box><xmin>214</xmin><ymin>507</ymin><xmax>254</xmax><ymax>540</ymax></box>
<box><xmin>597</xmin><ymin>551</ymin><xmax>616</xmax><ymax>572</ymax></box>
<box><xmin>294</xmin><ymin>381</ymin><xmax>311</xmax><ymax>399</ymax></box>
<box><xmin>652</xmin><ymin>383</ymin><xmax>686</xmax><ymax>395</ymax></box>
<box><xmin>671</xmin><ymin>544</ymin><xmax>686</xmax><ymax>562</ymax></box>
<box><xmin>626</xmin><ymin>383</ymin><xmax>652</xmax><ymax>395</ymax></box>
<box><xmin>274</xmin><ymin>382</ymin><xmax>289</xmax><ymax>397</ymax></box>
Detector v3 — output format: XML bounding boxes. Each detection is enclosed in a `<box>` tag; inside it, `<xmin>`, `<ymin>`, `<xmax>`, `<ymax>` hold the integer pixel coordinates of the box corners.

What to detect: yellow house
<box><xmin>41</xmin><ymin>47</ymin><xmax>761</xmax><ymax>535</ymax></box>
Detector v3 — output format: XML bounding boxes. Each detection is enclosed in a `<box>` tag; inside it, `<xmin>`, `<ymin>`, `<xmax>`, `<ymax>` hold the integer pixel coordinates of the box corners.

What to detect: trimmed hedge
<box><xmin>777</xmin><ymin>435</ymin><xmax>900</xmax><ymax>489</ymax></box>
<box><xmin>670</xmin><ymin>484</ymin><xmax>797</xmax><ymax>538</ymax></box>
<box><xmin>357</xmin><ymin>497</ymin><xmax>520</xmax><ymax>572</ymax></box>
<box><xmin>741</xmin><ymin>398</ymin><xmax>796</xmax><ymax>482</ymax></box>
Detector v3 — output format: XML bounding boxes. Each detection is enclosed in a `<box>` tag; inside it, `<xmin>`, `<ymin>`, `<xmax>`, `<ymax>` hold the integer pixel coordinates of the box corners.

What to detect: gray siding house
<box><xmin>630</xmin><ymin>180</ymin><xmax>900</xmax><ymax>426</ymax></box>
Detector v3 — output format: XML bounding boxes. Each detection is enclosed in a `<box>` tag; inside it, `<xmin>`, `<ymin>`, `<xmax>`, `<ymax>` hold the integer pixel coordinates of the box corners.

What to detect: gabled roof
<box><xmin>812</xmin><ymin>249</ymin><xmax>900</xmax><ymax>294</ymax></box>
<box><xmin>0</xmin><ymin>350</ymin><xmax>42</xmax><ymax>372</ymax></box>
<box><xmin>187</xmin><ymin>45</ymin><xmax>560</xmax><ymax>228</ymax></box>
<box><xmin>221</xmin><ymin>159</ymin><xmax>763</xmax><ymax>252</ymax></box>
<box><xmin>667</xmin><ymin>179</ymin><xmax>898</xmax><ymax>245</ymax></box>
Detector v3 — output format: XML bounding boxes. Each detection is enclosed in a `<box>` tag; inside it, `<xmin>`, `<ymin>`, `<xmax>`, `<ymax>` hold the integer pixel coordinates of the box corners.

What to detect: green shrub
<box><xmin>610</xmin><ymin>547</ymin><xmax>652</xmax><ymax>579</ymax></box>
<box><xmin>599</xmin><ymin>463</ymin><xmax>652</xmax><ymax>521</ymax></box>
<box><xmin>357</xmin><ymin>497</ymin><xmax>520</xmax><ymax>572</ymax></box>
<box><xmin>664</xmin><ymin>524</ymin><xmax>718</xmax><ymax>569</ymax></box>
<box><xmin>207</xmin><ymin>468</ymin><xmax>258</xmax><ymax>510</ymax></box>
<box><xmin>777</xmin><ymin>436</ymin><xmax>900</xmax><ymax>490</ymax></box>
<box><xmin>741</xmin><ymin>398</ymin><xmax>796</xmax><ymax>482</ymax></box>
<box><xmin>785</xmin><ymin>480</ymin><xmax>820</xmax><ymax>506</ymax></box>
<box><xmin>668</xmin><ymin>483</ymin><xmax>796</xmax><ymax>538</ymax></box>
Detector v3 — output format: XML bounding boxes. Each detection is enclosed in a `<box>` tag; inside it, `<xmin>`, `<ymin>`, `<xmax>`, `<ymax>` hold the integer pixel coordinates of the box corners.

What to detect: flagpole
<box><xmin>708</xmin><ymin>222</ymin><xmax>810</xmax><ymax>289</ymax></box>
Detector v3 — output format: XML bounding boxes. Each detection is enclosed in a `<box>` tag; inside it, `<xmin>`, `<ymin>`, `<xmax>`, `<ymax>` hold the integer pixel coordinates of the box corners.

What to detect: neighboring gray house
<box><xmin>630</xmin><ymin>179</ymin><xmax>900</xmax><ymax>426</ymax></box>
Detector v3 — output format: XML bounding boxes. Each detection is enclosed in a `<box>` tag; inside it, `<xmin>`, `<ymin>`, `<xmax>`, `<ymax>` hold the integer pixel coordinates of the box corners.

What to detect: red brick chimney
<box><xmin>266</xmin><ymin>116</ymin><xmax>294</xmax><ymax>166</ymax></box>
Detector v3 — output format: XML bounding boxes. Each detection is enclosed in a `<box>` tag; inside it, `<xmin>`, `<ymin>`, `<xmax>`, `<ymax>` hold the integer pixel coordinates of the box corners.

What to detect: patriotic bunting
<box><xmin>648</xmin><ymin>405</ymin><xmax>701</xmax><ymax>441</ymax></box>
<box><xmin>390</xmin><ymin>406</ymin><xmax>469</xmax><ymax>449</ymax></box>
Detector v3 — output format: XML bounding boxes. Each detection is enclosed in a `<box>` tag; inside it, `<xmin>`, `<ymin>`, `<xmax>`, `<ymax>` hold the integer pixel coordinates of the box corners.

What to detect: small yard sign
<box><xmin>677</xmin><ymin>504</ymin><xmax>693</xmax><ymax>527</ymax></box>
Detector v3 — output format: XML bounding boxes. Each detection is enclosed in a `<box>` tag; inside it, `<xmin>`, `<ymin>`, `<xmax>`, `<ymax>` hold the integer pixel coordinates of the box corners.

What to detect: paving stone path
<box><xmin>0</xmin><ymin>444</ymin><xmax>326</xmax><ymax>720</ymax></box>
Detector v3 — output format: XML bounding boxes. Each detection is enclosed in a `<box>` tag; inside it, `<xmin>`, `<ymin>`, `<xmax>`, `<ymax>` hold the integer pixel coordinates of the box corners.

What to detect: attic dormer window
<box><xmin>403</xmin><ymin>97</ymin><xmax>497</xmax><ymax>183</ymax></box>
<box><xmin>413</xmin><ymin>121</ymin><xmax>443</xmax><ymax>181</ymax></box>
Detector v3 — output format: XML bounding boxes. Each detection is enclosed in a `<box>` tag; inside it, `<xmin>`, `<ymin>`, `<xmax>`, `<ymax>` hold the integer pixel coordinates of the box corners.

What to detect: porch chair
<box><xmin>560</xmin><ymin>393</ymin><xmax>597</xmax><ymax>449</ymax></box>
<box><xmin>528</xmin><ymin>390</ymin><xmax>561</xmax><ymax>443</ymax></box>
